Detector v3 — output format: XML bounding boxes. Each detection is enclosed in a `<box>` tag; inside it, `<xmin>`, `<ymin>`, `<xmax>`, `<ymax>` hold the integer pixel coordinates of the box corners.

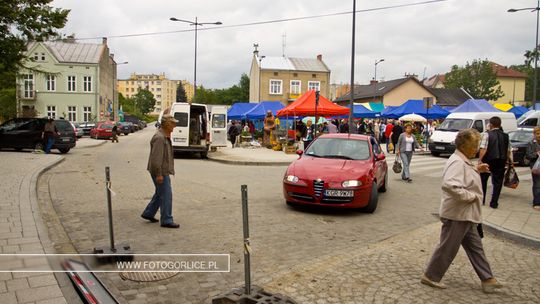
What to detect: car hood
<box><xmin>288</xmin><ymin>156</ymin><xmax>372</xmax><ymax>181</ymax></box>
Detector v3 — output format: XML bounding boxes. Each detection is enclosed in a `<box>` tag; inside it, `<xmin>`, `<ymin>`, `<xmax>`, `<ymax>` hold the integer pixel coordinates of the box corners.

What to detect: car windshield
<box><xmin>437</xmin><ymin>119</ymin><xmax>472</xmax><ymax>131</ymax></box>
<box><xmin>305</xmin><ymin>138</ymin><xmax>371</xmax><ymax>160</ymax></box>
<box><xmin>509</xmin><ymin>130</ymin><xmax>533</xmax><ymax>143</ymax></box>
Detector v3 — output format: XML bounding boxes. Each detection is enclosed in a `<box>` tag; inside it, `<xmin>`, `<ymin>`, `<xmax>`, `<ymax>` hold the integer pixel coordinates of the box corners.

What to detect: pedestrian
<box><xmin>525</xmin><ymin>126</ymin><xmax>540</xmax><ymax>211</ymax></box>
<box><xmin>478</xmin><ymin>116</ymin><xmax>510</xmax><ymax>209</ymax></box>
<box><xmin>374</xmin><ymin>120</ymin><xmax>380</xmax><ymax>142</ymax></box>
<box><xmin>339</xmin><ymin>119</ymin><xmax>349</xmax><ymax>133</ymax></box>
<box><xmin>111</xmin><ymin>123</ymin><xmax>119</xmax><ymax>143</ymax></box>
<box><xmin>303</xmin><ymin>119</ymin><xmax>315</xmax><ymax>149</ymax></box>
<box><xmin>385</xmin><ymin>120</ymin><xmax>394</xmax><ymax>152</ymax></box>
<box><xmin>396</xmin><ymin>124</ymin><xmax>422</xmax><ymax>182</ymax></box>
<box><xmin>141</xmin><ymin>114</ymin><xmax>180</xmax><ymax>228</ymax></box>
<box><xmin>228</xmin><ymin>121</ymin><xmax>240</xmax><ymax>148</ymax></box>
<box><xmin>248</xmin><ymin>121</ymin><xmax>255</xmax><ymax>140</ymax></box>
<box><xmin>380</xmin><ymin>121</ymin><xmax>387</xmax><ymax>143</ymax></box>
<box><xmin>263</xmin><ymin>110</ymin><xmax>276</xmax><ymax>148</ymax></box>
<box><xmin>422</xmin><ymin>128</ymin><xmax>503</xmax><ymax>293</ymax></box>
<box><xmin>390</xmin><ymin>121</ymin><xmax>403</xmax><ymax>154</ymax></box>
<box><xmin>42</xmin><ymin>117</ymin><xmax>58</xmax><ymax>154</ymax></box>
<box><xmin>327</xmin><ymin>119</ymin><xmax>338</xmax><ymax>133</ymax></box>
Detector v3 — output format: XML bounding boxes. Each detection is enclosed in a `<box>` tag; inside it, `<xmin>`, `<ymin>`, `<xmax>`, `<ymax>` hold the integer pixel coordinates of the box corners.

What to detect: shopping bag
<box><xmin>532</xmin><ymin>158</ymin><xmax>540</xmax><ymax>175</ymax></box>
<box><xmin>388</xmin><ymin>142</ymin><xmax>394</xmax><ymax>151</ymax></box>
<box><xmin>392</xmin><ymin>155</ymin><xmax>402</xmax><ymax>174</ymax></box>
<box><xmin>503</xmin><ymin>165</ymin><xmax>519</xmax><ymax>189</ymax></box>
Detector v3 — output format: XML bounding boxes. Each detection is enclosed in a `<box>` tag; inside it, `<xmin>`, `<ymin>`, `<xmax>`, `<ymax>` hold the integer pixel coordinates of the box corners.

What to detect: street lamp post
<box><xmin>258</xmin><ymin>55</ymin><xmax>265</xmax><ymax>102</ymax></box>
<box><xmin>170</xmin><ymin>17</ymin><xmax>222</xmax><ymax>103</ymax></box>
<box><xmin>114</xmin><ymin>61</ymin><xmax>128</xmax><ymax>121</ymax></box>
<box><xmin>508</xmin><ymin>1</ymin><xmax>540</xmax><ymax>108</ymax></box>
<box><xmin>348</xmin><ymin>0</ymin><xmax>357</xmax><ymax>134</ymax></box>
<box><xmin>373</xmin><ymin>59</ymin><xmax>385</xmax><ymax>102</ymax></box>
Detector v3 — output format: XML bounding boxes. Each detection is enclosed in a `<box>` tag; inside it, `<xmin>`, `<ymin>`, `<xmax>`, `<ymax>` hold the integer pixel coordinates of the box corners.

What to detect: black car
<box><xmin>0</xmin><ymin>117</ymin><xmax>76</xmax><ymax>153</ymax></box>
<box><xmin>118</xmin><ymin>122</ymin><xmax>131</xmax><ymax>135</ymax></box>
<box><xmin>509</xmin><ymin>128</ymin><xmax>534</xmax><ymax>166</ymax></box>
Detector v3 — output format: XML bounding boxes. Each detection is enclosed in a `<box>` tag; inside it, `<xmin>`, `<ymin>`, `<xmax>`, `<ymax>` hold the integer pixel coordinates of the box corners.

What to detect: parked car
<box><xmin>79</xmin><ymin>122</ymin><xmax>95</xmax><ymax>136</ymax></box>
<box><xmin>283</xmin><ymin>134</ymin><xmax>387</xmax><ymax>213</ymax></box>
<box><xmin>90</xmin><ymin>122</ymin><xmax>115</xmax><ymax>139</ymax></box>
<box><xmin>71</xmin><ymin>122</ymin><xmax>84</xmax><ymax>138</ymax></box>
<box><xmin>118</xmin><ymin>122</ymin><xmax>131</xmax><ymax>135</ymax></box>
<box><xmin>0</xmin><ymin>117</ymin><xmax>76</xmax><ymax>153</ymax></box>
<box><xmin>509</xmin><ymin>128</ymin><xmax>534</xmax><ymax>166</ymax></box>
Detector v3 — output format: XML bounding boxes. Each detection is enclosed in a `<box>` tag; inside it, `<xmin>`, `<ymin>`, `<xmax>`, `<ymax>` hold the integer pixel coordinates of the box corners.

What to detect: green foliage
<box><xmin>445</xmin><ymin>59</ymin><xmax>504</xmax><ymax>101</ymax></box>
<box><xmin>132</xmin><ymin>89</ymin><xmax>156</xmax><ymax>115</ymax></box>
<box><xmin>0</xmin><ymin>88</ymin><xmax>16</xmax><ymax>122</ymax></box>
<box><xmin>510</xmin><ymin>64</ymin><xmax>536</xmax><ymax>102</ymax></box>
<box><xmin>0</xmin><ymin>0</ymin><xmax>69</xmax><ymax>82</ymax></box>
<box><xmin>119</xmin><ymin>92</ymin><xmax>156</xmax><ymax>122</ymax></box>
<box><xmin>193</xmin><ymin>73</ymin><xmax>250</xmax><ymax>105</ymax></box>
<box><xmin>176</xmin><ymin>82</ymin><xmax>188</xmax><ymax>103</ymax></box>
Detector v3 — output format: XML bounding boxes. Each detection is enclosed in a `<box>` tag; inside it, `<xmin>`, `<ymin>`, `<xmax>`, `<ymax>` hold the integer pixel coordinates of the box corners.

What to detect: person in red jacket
<box><xmin>385</xmin><ymin>121</ymin><xmax>394</xmax><ymax>153</ymax></box>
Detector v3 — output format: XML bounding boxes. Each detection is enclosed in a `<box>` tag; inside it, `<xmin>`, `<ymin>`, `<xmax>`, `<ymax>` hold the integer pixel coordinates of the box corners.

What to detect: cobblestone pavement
<box><xmin>37</xmin><ymin>126</ymin><xmax>540</xmax><ymax>303</ymax></box>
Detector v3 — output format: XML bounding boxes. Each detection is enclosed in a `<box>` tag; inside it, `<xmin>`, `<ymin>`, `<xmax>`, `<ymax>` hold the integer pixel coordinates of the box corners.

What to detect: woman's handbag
<box><xmin>388</xmin><ymin>142</ymin><xmax>394</xmax><ymax>151</ymax></box>
<box><xmin>392</xmin><ymin>155</ymin><xmax>402</xmax><ymax>174</ymax></box>
<box><xmin>503</xmin><ymin>164</ymin><xmax>519</xmax><ymax>189</ymax></box>
<box><xmin>532</xmin><ymin>157</ymin><xmax>540</xmax><ymax>175</ymax></box>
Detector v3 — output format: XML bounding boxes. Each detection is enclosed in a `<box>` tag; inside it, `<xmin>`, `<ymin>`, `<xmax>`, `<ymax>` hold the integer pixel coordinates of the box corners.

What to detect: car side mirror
<box><xmin>296</xmin><ymin>150</ymin><xmax>304</xmax><ymax>156</ymax></box>
<box><xmin>376</xmin><ymin>153</ymin><xmax>386</xmax><ymax>161</ymax></box>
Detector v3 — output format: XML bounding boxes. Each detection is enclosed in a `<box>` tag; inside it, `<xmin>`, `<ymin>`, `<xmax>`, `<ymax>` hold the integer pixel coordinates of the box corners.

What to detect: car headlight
<box><xmin>285</xmin><ymin>175</ymin><xmax>299</xmax><ymax>183</ymax></box>
<box><xmin>511</xmin><ymin>147</ymin><xmax>518</xmax><ymax>152</ymax></box>
<box><xmin>342</xmin><ymin>180</ymin><xmax>361</xmax><ymax>187</ymax></box>
<box><xmin>428</xmin><ymin>138</ymin><xmax>434</xmax><ymax>144</ymax></box>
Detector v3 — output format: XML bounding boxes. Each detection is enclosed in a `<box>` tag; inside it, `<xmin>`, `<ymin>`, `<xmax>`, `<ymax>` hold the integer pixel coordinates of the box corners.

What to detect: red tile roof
<box><xmin>490</xmin><ymin>62</ymin><xmax>527</xmax><ymax>78</ymax></box>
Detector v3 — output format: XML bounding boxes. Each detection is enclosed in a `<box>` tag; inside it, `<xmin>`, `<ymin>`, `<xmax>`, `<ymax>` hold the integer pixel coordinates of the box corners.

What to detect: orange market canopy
<box><xmin>276</xmin><ymin>90</ymin><xmax>350</xmax><ymax>117</ymax></box>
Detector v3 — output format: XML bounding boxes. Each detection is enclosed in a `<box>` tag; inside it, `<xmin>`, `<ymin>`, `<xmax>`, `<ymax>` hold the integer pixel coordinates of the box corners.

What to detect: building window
<box><xmin>157</xmin><ymin>88</ymin><xmax>161</xmax><ymax>91</ymax></box>
<box><xmin>47</xmin><ymin>106</ymin><xmax>56</xmax><ymax>119</ymax></box>
<box><xmin>312</xmin><ymin>74</ymin><xmax>317</xmax><ymax>78</ymax></box>
<box><xmin>67</xmin><ymin>76</ymin><xmax>76</xmax><ymax>92</ymax></box>
<box><xmin>157</xmin><ymin>81</ymin><xmax>161</xmax><ymax>85</ymax></box>
<box><xmin>273</xmin><ymin>72</ymin><xmax>279</xmax><ymax>76</ymax></box>
<box><xmin>308</xmin><ymin>81</ymin><xmax>320</xmax><ymax>92</ymax></box>
<box><xmin>131</xmin><ymin>88</ymin><xmax>134</xmax><ymax>92</ymax></box>
<box><xmin>83</xmin><ymin>106</ymin><xmax>92</xmax><ymax>122</ymax></box>
<box><xmin>67</xmin><ymin>106</ymin><xmax>77</xmax><ymax>122</ymax></box>
<box><xmin>33</xmin><ymin>53</ymin><xmax>39</xmax><ymax>61</ymax></box>
<box><xmin>22</xmin><ymin>74</ymin><xmax>34</xmax><ymax>98</ymax></box>
<box><xmin>46</xmin><ymin>75</ymin><xmax>56</xmax><ymax>91</ymax></box>
<box><xmin>156</xmin><ymin>95</ymin><xmax>161</xmax><ymax>99</ymax></box>
<box><xmin>290</xmin><ymin>80</ymin><xmax>301</xmax><ymax>94</ymax></box>
<box><xmin>83</xmin><ymin>76</ymin><xmax>92</xmax><ymax>92</ymax></box>
<box><xmin>41</xmin><ymin>53</ymin><xmax>46</xmax><ymax>61</ymax></box>
<box><xmin>269</xmin><ymin>79</ymin><xmax>282</xmax><ymax>95</ymax></box>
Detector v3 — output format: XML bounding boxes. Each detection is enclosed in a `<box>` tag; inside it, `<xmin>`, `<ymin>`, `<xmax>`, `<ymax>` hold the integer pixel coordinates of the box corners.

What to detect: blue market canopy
<box><xmin>244</xmin><ymin>101</ymin><xmax>285</xmax><ymax>120</ymax></box>
<box><xmin>450</xmin><ymin>99</ymin><xmax>500</xmax><ymax>113</ymax></box>
<box><xmin>508</xmin><ymin>106</ymin><xmax>529</xmax><ymax>118</ymax></box>
<box><xmin>227</xmin><ymin>102</ymin><xmax>257</xmax><ymax>120</ymax></box>
<box><xmin>382</xmin><ymin>99</ymin><xmax>449</xmax><ymax>119</ymax></box>
<box><xmin>335</xmin><ymin>104</ymin><xmax>380</xmax><ymax>119</ymax></box>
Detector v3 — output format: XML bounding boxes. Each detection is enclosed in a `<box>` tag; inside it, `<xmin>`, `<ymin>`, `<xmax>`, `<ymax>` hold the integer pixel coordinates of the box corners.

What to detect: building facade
<box><xmin>17</xmin><ymin>38</ymin><xmax>117</xmax><ymax>122</ymax></box>
<box><xmin>117</xmin><ymin>73</ymin><xmax>177</xmax><ymax>114</ymax></box>
<box><xmin>249</xmin><ymin>50</ymin><xmax>331</xmax><ymax>104</ymax></box>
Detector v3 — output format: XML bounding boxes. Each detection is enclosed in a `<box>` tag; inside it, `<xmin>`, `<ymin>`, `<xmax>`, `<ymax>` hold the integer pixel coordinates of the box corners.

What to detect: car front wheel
<box><xmin>362</xmin><ymin>182</ymin><xmax>378</xmax><ymax>213</ymax></box>
<box><xmin>58</xmin><ymin>148</ymin><xmax>70</xmax><ymax>154</ymax></box>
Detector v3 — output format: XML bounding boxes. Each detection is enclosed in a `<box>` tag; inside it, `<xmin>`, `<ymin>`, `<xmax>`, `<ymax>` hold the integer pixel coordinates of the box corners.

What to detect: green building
<box><xmin>17</xmin><ymin>38</ymin><xmax>119</xmax><ymax>122</ymax></box>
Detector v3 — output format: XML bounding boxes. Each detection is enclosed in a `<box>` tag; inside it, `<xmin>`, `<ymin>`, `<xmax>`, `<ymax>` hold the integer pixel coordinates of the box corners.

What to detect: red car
<box><xmin>90</xmin><ymin>122</ymin><xmax>115</xmax><ymax>139</ymax></box>
<box><xmin>283</xmin><ymin>134</ymin><xmax>388</xmax><ymax>213</ymax></box>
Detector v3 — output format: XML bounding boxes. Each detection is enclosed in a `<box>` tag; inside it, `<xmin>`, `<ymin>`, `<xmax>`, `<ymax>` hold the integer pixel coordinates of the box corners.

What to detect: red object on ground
<box><xmin>283</xmin><ymin>134</ymin><xmax>388</xmax><ymax>210</ymax></box>
<box><xmin>277</xmin><ymin>90</ymin><xmax>350</xmax><ymax>117</ymax></box>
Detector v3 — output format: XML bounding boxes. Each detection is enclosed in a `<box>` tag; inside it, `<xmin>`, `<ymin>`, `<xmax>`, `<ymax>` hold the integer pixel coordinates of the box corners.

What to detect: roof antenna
<box><xmin>282</xmin><ymin>33</ymin><xmax>286</xmax><ymax>57</ymax></box>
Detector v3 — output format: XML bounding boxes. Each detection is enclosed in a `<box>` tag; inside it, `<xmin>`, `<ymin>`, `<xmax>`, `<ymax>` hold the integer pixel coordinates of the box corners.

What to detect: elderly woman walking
<box><xmin>525</xmin><ymin>126</ymin><xmax>540</xmax><ymax>211</ymax></box>
<box><xmin>422</xmin><ymin>129</ymin><xmax>503</xmax><ymax>293</ymax></box>
<box><xmin>396</xmin><ymin>124</ymin><xmax>422</xmax><ymax>182</ymax></box>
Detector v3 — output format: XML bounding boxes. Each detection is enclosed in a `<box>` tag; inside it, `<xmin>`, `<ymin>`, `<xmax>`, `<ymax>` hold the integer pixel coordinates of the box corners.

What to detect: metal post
<box><xmin>348</xmin><ymin>0</ymin><xmax>356</xmax><ymax>134</ymax></box>
<box><xmin>534</xmin><ymin>2</ymin><xmax>539</xmax><ymax>109</ymax></box>
<box><xmin>105</xmin><ymin>167</ymin><xmax>115</xmax><ymax>251</ymax></box>
<box><xmin>373</xmin><ymin>62</ymin><xmax>377</xmax><ymax>102</ymax></box>
<box><xmin>241</xmin><ymin>185</ymin><xmax>251</xmax><ymax>295</ymax></box>
<box><xmin>193</xmin><ymin>17</ymin><xmax>198</xmax><ymax>103</ymax></box>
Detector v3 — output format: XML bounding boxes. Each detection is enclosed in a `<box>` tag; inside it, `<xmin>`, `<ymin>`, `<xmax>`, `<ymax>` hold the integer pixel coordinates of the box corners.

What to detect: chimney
<box><xmin>317</xmin><ymin>54</ymin><xmax>322</xmax><ymax>61</ymax></box>
<box><xmin>102</xmin><ymin>37</ymin><xmax>107</xmax><ymax>45</ymax></box>
<box><xmin>370</xmin><ymin>80</ymin><xmax>378</xmax><ymax>85</ymax></box>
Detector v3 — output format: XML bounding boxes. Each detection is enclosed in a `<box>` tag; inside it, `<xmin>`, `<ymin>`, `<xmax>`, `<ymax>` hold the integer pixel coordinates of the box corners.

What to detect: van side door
<box><xmin>210</xmin><ymin>106</ymin><xmax>227</xmax><ymax>147</ymax></box>
<box><xmin>171</xmin><ymin>104</ymin><xmax>190</xmax><ymax>148</ymax></box>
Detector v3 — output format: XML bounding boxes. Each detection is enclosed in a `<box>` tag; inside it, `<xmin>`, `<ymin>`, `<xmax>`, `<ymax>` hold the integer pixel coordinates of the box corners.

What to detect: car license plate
<box><xmin>435</xmin><ymin>146</ymin><xmax>445</xmax><ymax>150</ymax></box>
<box><xmin>173</xmin><ymin>138</ymin><xmax>187</xmax><ymax>143</ymax></box>
<box><xmin>62</xmin><ymin>138</ymin><xmax>70</xmax><ymax>142</ymax></box>
<box><xmin>324</xmin><ymin>190</ymin><xmax>354</xmax><ymax>197</ymax></box>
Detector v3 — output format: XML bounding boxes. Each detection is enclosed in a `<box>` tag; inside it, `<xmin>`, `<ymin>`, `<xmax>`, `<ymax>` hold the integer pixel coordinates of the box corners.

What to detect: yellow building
<box><xmin>490</xmin><ymin>62</ymin><xmax>527</xmax><ymax>105</ymax></box>
<box><xmin>117</xmin><ymin>73</ymin><xmax>177</xmax><ymax>114</ymax></box>
<box><xmin>173</xmin><ymin>80</ymin><xmax>194</xmax><ymax>103</ymax></box>
<box><xmin>249</xmin><ymin>50</ymin><xmax>331</xmax><ymax>104</ymax></box>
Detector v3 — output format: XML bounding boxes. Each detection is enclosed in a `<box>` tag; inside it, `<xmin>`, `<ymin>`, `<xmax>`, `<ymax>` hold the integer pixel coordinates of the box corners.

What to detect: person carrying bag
<box><xmin>392</xmin><ymin>155</ymin><xmax>402</xmax><ymax>174</ymax></box>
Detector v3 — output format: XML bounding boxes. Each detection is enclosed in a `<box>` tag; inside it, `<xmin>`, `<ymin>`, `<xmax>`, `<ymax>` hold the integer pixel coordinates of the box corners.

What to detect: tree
<box><xmin>239</xmin><ymin>73</ymin><xmax>250</xmax><ymax>101</ymax></box>
<box><xmin>132</xmin><ymin>89</ymin><xmax>156</xmax><ymax>115</ymax></box>
<box><xmin>176</xmin><ymin>82</ymin><xmax>188</xmax><ymax>103</ymax></box>
<box><xmin>0</xmin><ymin>1</ymin><xmax>69</xmax><ymax>79</ymax></box>
<box><xmin>193</xmin><ymin>74</ymin><xmax>250</xmax><ymax>105</ymax></box>
<box><xmin>444</xmin><ymin>59</ymin><xmax>504</xmax><ymax>101</ymax></box>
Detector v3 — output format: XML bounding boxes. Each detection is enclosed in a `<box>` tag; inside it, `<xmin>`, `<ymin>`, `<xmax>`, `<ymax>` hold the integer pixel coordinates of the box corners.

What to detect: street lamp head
<box><xmin>507</xmin><ymin>9</ymin><xmax>518</xmax><ymax>12</ymax></box>
<box><xmin>214</xmin><ymin>22</ymin><xmax>222</xmax><ymax>25</ymax></box>
<box><xmin>380</xmin><ymin>59</ymin><xmax>385</xmax><ymax>62</ymax></box>
<box><xmin>170</xmin><ymin>17</ymin><xmax>179</xmax><ymax>21</ymax></box>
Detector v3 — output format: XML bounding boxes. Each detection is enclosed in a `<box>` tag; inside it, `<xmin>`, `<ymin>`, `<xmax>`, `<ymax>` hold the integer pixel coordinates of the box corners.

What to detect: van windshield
<box><xmin>437</xmin><ymin>119</ymin><xmax>472</xmax><ymax>131</ymax></box>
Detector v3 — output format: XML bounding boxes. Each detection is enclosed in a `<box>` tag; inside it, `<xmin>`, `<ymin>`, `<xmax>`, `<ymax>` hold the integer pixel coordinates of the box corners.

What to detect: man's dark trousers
<box><xmin>481</xmin><ymin>159</ymin><xmax>507</xmax><ymax>208</ymax></box>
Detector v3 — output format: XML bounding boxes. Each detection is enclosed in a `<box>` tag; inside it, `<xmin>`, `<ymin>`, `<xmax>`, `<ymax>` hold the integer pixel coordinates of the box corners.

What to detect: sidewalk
<box><xmin>74</xmin><ymin>137</ymin><xmax>107</xmax><ymax>149</ymax></box>
<box><xmin>208</xmin><ymin>143</ymin><xmax>540</xmax><ymax>248</ymax></box>
<box><xmin>0</xmin><ymin>152</ymin><xmax>67</xmax><ymax>303</ymax></box>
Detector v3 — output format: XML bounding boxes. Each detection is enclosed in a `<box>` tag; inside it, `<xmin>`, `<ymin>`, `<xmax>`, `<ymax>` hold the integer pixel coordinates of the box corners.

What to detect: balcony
<box><xmin>19</xmin><ymin>90</ymin><xmax>36</xmax><ymax>101</ymax></box>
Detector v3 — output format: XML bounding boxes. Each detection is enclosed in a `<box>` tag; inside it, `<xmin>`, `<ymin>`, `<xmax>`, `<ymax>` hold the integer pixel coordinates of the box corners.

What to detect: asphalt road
<box><xmin>37</xmin><ymin>125</ymin><xmax>538</xmax><ymax>303</ymax></box>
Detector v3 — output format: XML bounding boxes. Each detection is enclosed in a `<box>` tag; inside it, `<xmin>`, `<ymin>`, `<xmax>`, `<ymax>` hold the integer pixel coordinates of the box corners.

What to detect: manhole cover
<box><xmin>120</xmin><ymin>271</ymin><xmax>179</xmax><ymax>282</ymax></box>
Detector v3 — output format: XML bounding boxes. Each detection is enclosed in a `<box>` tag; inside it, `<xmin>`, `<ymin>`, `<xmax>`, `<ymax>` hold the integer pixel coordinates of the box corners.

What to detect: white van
<box><xmin>518</xmin><ymin>110</ymin><xmax>540</xmax><ymax>127</ymax></box>
<box><xmin>429</xmin><ymin>112</ymin><xmax>517</xmax><ymax>156</ymax></box>
<box><xmin>169</xmin><ymin>103</ymin><xmax>210</xmax><ymax>157</ymax></box>
<box><xmin>208</xmin><ymin>105</ymin><xmax>228</xmax><ymax>148</ymax></box>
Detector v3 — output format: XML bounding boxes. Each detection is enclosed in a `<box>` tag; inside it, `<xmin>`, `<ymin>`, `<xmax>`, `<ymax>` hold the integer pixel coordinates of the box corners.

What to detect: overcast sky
<box><xmin>52</xmin><ymin>0</ymin><xmax>535</xmax><ymax>90</ymax></box>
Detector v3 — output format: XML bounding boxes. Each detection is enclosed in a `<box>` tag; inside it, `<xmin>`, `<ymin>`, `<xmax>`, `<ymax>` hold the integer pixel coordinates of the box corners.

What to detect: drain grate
<box><xmin>119</xmin><ymin>271</ymin><xmax>179</xmax><ymax>282</ymax></box>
